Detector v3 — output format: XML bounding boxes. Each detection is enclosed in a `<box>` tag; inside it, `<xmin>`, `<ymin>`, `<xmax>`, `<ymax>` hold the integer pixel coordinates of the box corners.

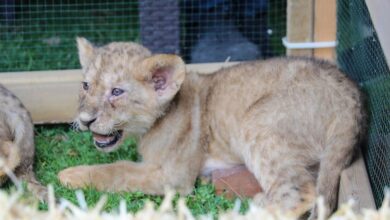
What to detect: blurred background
<box><xmin>0</xmin><ymin>0</ymin><xmax>286</xmax><ymax>72</ymax></box>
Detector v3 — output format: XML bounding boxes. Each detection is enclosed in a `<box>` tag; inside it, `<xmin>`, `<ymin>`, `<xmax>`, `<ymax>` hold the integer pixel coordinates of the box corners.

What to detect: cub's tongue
<box><xmin>93</xmin><ymin>133</ymin><xmax>115</xmax><ymax>143</ymax></box>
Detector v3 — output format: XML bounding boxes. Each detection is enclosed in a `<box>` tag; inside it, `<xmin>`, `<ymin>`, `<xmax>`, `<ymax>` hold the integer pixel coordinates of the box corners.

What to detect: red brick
<box><xmin>212</xmin><ymin>165</ymin><xmax>262</xmax><ymax>199</ymax></box>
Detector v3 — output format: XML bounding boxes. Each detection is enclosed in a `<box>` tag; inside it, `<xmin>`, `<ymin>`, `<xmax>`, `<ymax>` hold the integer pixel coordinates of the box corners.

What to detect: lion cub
<box><xmin>59</xmin><ymin>38</ymin><xmax>365</xmax><ymax>219</ymax></box>
<box><xmin>0</xmin><ymin>84</ymin><xmax>47</xmax><ymax>200</ymax></box>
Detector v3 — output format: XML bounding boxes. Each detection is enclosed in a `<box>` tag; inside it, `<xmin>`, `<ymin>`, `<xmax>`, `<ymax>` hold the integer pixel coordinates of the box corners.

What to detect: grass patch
<box><xmin>27</xmin><ymin>124</ymin><xmax>247</xmax><ymax>216</ymax></box>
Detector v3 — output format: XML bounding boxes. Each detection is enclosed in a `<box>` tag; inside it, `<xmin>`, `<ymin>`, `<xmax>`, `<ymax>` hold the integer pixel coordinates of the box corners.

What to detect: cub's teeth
<box><xmin>93</xmin><ymin>135</ymin><xmax>115</xmax><ymax>144</ymax></box>
<box><xmin>96</xmin><ymin>139</ymin><xmax>110</xmax><ymax>144</ymax></box>
<box><xmin>92</xmin><ymin>131</ymin><xmax>123</xmax><ymax>149</ymax></box>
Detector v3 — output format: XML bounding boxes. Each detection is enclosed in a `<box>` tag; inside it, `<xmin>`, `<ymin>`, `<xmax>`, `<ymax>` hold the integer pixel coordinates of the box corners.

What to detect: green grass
<box><xmin>24</xmin><ymin>125</ymin><xmax>248</xmax><ymax>216</ymax></box>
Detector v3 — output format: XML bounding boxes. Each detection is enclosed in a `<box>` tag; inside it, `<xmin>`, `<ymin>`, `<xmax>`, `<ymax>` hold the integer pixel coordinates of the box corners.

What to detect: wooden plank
<box><xmin>339</xmin><ymin>149</ymin><xmax>376</xmax><ymax>212</ymax></box>
<box><xmin>313</xmin><ymin>0</ymin><xmax>336</xmax><ymax>61</ymax></box>
<box><xmin>365</xmin><ymin>0</ymin><xmax>390</xmax><ymax>70</ymax></box>
<box><xmin>0</xmin><ymin>62</ymin><xmax>238</xmax><ymax>124</ymax></box>
<box><xmin>187</xmin><ymin>62</ymin><xmax>239</xmax><ymax>74</ymax></box>
<box><xmin>0</xmin><ymin>70</ymin><xmax>81</xmax><ymax>124</ymax></box>
<box><xmin>286</xmin><ymin>0</ymin><xmax>314</xmax><ymax>56</ymax></box>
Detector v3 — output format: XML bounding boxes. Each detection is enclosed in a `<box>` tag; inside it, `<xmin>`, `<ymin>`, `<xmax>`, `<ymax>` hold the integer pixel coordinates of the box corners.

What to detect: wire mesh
<box><xmin>0</xmin><ymin>0</ymin><xmax>286</xmax><ymax>72</ymax></box>
<box><xmin>180</xmin><ymin>0</ymin><xmax>286</xmax><ymax>63</ymax></box>
<box><xmin>0</xmin><ymin>0</ymin><xmax>139</xmax><ymax>72</ymax></box>
<box><xmin>337</xmin><ymin>0</ymin><xmax>390</xmax><ymax>207</ymax></box>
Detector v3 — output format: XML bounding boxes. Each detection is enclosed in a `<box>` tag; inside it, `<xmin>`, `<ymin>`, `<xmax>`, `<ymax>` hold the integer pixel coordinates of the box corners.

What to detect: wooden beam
<box><xmin>0</xmin><ymin>62</ymin><xmax>238</xmax><ymax>124</ymax></box>
<box><xmin>365</xmin><ymin>0</ymin><xmax>390</xmax><ymax>70</ymax></box>
<box><xmin>286</xmin><ymin>0</ymin><xmax>314</xmax><ymax>56</ymax></box>
<box><xmin>339</xmin><ymin>149</ymin><xmax>376</xmax><ymax>212</ymax></box>
<box><xmin>187</xmin><ymin>62</ymin><xmax>239</xmax><ymax>74</ymax></box>
<box><xmin>0</xmin><ymin>70</ymin><xmax>81</xmax><ymax>124</ymax></box>
<box><xmin>313</xmin><ymin>0</ymin><xmax>336</xmax><ymax>61</ymax></box>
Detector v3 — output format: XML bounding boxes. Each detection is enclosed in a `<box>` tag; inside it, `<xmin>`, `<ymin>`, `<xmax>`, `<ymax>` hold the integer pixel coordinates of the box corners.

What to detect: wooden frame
<box><xmin>286</xmin><ymin>0</ymin><xmax>314</xmax><ymax>57</ymax></box>
<box><xmin>287</xmin><ymin>0</ymin><xmax>336</xmax><ymax>61</ymax></box>
<box><xmin>338</xmin><ymin>149</ymin><xmax>376</xmax><ymax>212</ymax></box>
<box><xmin>313</xmin><ymin>0</ymin><xmax>336</xmax><ymax>60</ymax></box>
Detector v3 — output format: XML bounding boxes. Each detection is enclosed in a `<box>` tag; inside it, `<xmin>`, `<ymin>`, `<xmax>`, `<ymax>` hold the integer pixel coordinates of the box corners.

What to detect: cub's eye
<box><xmin>112</xmin><ymin>88</ymin><xmax>124</xmax><ymax>96</ymax></box>
<box><xmin>82</xmin><ymin>82</ymin><xmax>89</xmax><ymax>91</ymax></box>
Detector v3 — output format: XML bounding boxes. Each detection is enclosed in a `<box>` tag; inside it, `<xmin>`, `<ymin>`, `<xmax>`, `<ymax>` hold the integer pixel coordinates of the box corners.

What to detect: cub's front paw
<box><xmin>58</xmin><ymin>166</ymin><xmax>93</xmax><ymax>188</ymax></box>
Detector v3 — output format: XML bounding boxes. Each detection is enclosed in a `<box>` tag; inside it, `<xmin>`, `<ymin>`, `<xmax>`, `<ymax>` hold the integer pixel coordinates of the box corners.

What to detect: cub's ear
<box><xmin>76</xmin><ymin>37</ymin><xmax>95</xmax><ymax>68</ymax></box>
<box><xmin>140</xmin><ymin>54</ymin><xmax>186</xmax><ymax>103</ymax></box>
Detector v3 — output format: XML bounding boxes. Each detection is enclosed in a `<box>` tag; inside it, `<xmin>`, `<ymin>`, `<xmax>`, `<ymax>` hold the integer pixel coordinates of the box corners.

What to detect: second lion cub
<box><xmin>0</xmin><ymin>83</ymin><xmax>47</xmax><ymax>201</ymax></box>
<box><xmin>59</xmin><ymin>38</ymin><xmax>365</xmax><ymax>219</ymax></box>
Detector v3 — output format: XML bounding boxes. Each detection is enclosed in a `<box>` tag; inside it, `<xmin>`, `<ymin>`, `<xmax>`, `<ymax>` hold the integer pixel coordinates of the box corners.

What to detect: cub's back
<box><xmin>202</xmin><ymin>57</ymin><xmax>362</xmax><ymax>118</ymax></box>
<box><xmin>198</xmin><ymin>57</ymin><xmax>364</xmax><ymax>153</ymax></box>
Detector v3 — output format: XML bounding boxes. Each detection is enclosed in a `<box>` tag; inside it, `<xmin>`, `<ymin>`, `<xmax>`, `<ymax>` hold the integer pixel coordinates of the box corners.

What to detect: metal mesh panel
<box><xmin>139</xmin><ymin>0</ymin><xmax>180</xmax><ymax>55</ymax></box>
<box><xmin>180</xmin><ymin>0</ymin><xmax>286</xmax><ymax>63</ymax></box>
<box><xmin>337</xmin><ymin>0</ymin><xmax>390</xmax><ymax>207</ymax></box>
<box><xmin>0</xmin><ymin>0</ymin><xmax>139</xmax><ymax>72</ymax></box>
<box><xmin>0</xmin><ymin>0</ymin><xmax>286</xmax><ymax>71</ymax></box>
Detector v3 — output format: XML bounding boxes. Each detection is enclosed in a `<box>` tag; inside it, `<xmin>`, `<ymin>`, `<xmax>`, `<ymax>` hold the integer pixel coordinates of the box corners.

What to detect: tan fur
<box><xmin>0</xmin><ymin>84</ymin><xmax>47</xmax><ymax>201</ymax></box>
<box><xmin>59</xmin><ymin>38</ymin><xmax>365</xmax><ymax>219</ymax></box>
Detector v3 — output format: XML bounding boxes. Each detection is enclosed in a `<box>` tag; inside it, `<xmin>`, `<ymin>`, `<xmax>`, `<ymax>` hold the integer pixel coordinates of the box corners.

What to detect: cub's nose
<box><xmin>80</xmin><ymin>118</ymin><xmax>96</xmax><ymax>128</ymax></box>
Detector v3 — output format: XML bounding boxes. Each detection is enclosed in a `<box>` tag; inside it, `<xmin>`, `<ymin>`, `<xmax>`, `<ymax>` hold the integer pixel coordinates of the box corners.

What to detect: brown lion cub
<box><xmin>59</xmin><ymin>38</ymin><xmax>365</xmax><ymax>219</ymax></box>
<box><xmin>0</xmin><ymin>83</ymin><xmax>47</xmax><ymax>201</ymax></box>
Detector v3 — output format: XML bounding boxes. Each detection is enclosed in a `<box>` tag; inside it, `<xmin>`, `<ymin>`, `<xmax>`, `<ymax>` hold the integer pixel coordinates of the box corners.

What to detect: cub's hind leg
<box><xmin>309</xmin><ymin>121</ymin><xmax>361</xmax><ymax>220</ymax></box>
<box><xmin>244</xmin><ymin>135</ymin><xmax>316</xmax><ymax>218</ymax></box>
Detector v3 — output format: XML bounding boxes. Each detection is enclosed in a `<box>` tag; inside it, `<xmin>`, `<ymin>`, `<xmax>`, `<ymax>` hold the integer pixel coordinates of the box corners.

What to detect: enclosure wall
<box><xmin>337</xmin><ymin>0</ymin><xmax>390</xmax><ymax>207</ymax></box>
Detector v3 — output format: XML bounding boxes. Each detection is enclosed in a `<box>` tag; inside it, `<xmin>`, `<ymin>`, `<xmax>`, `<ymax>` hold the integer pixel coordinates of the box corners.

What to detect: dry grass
<box><xmin>0</xmin><ymin>184</ymin><xmax>389</xmax><ymax>220</ymax></box>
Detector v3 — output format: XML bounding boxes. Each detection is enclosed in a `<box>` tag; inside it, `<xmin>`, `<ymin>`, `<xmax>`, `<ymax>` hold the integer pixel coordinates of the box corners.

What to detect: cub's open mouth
<box><xmin>92</xmin><ymin>130</ymin><xmax>123</xmax><ymax>149</ymax></box>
